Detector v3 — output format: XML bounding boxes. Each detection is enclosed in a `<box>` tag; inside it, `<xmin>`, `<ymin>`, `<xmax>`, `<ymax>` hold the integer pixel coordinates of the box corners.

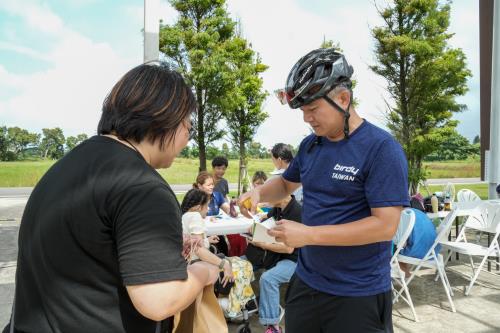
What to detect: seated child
<box><xmin>181</xmin><ymin>189</ymin><xmax>256</xmax><ymax>318</ymax></box>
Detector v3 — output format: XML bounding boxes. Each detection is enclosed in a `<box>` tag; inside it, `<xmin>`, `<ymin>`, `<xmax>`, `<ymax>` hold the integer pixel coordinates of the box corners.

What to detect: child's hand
<box><xmin>220</xmin><ymin>259</ymin><xmax>234</xmax><ymax>287</ymax></box>
<box><xmin>182</xmin><ymin>234</ymin><xmax>203</xmax><ymax>260</ymax></box>
<box><xmin>208</xmin><ymin>235</ymin><xmax>219</xmax><ymax>244</ymax></box>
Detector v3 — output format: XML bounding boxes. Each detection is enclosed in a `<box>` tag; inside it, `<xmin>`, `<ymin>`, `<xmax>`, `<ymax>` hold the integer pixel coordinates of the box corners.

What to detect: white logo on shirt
<box><xmin>332</xmin><ymin>163</ymin><xmax>359</xmax><ymax>182</ymax></box>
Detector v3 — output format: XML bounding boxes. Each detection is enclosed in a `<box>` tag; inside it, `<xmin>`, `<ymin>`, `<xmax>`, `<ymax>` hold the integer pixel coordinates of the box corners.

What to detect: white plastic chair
<box><xmin>443</xmin><ymin>182</ymin><xmax>456</xmax><ymax>203</ymax></box>
<box><xmin>391</xmin><ymin>209</ymin><xmax>418</xmax><ymax>321</ymax></box>
<box><xmin>394</xmin><ymin>209</ymin><xmax>458</xmax><ymax>312</ymax></box>
<box><xmin>440</xmin><ymin>202</ymin><xmax>500</xmax><ymax>295</ymax></box>
<box><xmin>457</xmin><ymin>189</ymin><xmax>481</xmax><ymax>203</ymax></box>
<box><xmin>456</xmin><ymin>189</ymin><xmax>483</xmax><ymax>243</ymax></box>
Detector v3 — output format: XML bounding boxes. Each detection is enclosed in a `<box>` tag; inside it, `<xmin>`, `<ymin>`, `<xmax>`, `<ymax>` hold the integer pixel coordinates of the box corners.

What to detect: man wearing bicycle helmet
<box><xmin>240</xmin><ymin>48</ymin><xmax>409</xmax><ymax>332</ymax></box>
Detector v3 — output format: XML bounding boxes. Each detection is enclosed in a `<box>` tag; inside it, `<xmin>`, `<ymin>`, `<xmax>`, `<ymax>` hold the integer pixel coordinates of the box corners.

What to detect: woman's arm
<box><xmin>126</xmin><ymin>261</ymin><xmax>219</xmax><ymax>321</ymax></box>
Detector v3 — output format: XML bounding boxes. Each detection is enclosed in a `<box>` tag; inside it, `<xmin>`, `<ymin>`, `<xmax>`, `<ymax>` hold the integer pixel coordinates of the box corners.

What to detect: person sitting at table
<box><xmin>194</xmin><ymin>171</ymin><xmax>231</xmax><ymax>255</ymax></box>
<box><xmin>269</xmin><ymin>143</ymin><xmax>303</xmax><ymax>205</ymax></box>
<box><xmin>181</xmin><ymin>188</ymin><xmax>256</xmax><ymax>319</ymax></box>
<box><xmin>397</xmin><ymin>208</ymin><xmax>441</xmax><ymax>277</ymax></box>
<box><xmin>252</xmin><ymin>171</ymin><xmax>272</xmax><ymax>216</ymax></box>
<box><xmin>194</xmin><ymin>171</ymin><xmax>230</xmax><ymax>216</ymax></box>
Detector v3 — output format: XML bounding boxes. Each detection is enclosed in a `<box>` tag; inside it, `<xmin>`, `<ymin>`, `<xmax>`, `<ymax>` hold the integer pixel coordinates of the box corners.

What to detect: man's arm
<box><xmin>126</xmin><ymin>261</ymin><xmax>218</xmax><ymax>321</ymax></box>
<box><xmin>251</xmin><ymin>241</ymin><xmax>294</xmax><ymax>254</ymax></box>
<box><xmin>268</xmin><ymin>206</ymin><xmax>402</xmax><ymax>248</ymax></box>
<box><xmin>239</xmin><ymin>176</ymin><xmax>300</xmax><ymax>213</ymax></box>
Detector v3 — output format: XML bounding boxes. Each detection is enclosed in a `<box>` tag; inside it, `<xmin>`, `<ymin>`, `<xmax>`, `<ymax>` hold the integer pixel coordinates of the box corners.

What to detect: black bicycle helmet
<box><xmin>285</xmin><ymin>48</ymin><xmax>354</xmax><ymax>138</ymax></box>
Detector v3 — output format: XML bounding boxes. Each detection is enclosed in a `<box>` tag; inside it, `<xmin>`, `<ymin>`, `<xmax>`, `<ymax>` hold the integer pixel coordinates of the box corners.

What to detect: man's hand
<box><xmin>267</xmin><ymin>219</ymin><xmax>312</xmax><ymax>248</ymax></box>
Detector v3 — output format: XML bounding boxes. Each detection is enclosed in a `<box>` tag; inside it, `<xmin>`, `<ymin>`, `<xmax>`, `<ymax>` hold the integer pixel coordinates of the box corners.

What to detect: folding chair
<box><xmin>440</xmin><ymin>202</ymin><xmax>500</xmax><ymax>295</ymax></box>
<box><xmin>457</xmin><ymin>189</ymin><xmax>481</xmax><ymax>203</ymax></box>
<box><xmin>394</xmin><ymin>209</ymin><xmax>458</xmax><ymax>312</ymax></box>
<box><xmin>391</xmin><ymin>209</ymin><xmax>418</xmax><ymax>321</ymax></box>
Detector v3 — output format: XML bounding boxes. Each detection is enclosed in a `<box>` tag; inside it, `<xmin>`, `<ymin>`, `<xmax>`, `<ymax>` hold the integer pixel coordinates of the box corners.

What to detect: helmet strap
<box><xmin>323</xmin><ymin>89</ymin><xmax>353</xmax><ymax>139</ymax></box>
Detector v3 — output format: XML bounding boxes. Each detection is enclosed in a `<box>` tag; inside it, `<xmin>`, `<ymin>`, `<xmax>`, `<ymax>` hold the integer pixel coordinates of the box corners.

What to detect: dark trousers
<box><xmin>285</xmin><ymin>274</ymin><xmax>393</xmax><ymax>333</ymax></box>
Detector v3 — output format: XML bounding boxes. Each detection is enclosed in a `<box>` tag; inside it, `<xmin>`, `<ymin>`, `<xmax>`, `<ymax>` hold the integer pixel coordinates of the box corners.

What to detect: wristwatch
<box><xmin>218</xmin><ymin>259</ymin><xmax>227</xmax><ymax>271</ymax></box>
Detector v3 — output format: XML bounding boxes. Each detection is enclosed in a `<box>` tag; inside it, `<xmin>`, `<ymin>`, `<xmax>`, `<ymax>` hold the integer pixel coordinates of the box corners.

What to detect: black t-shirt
<box><xmin>13</xmin><ymin>136</ymin><xmax>187</xmax><ymax>333</ymax></box>
<box><xmin>267</xmin><ymin>196</ymin><xmax>302</xmax><ymax>262</ymax></box>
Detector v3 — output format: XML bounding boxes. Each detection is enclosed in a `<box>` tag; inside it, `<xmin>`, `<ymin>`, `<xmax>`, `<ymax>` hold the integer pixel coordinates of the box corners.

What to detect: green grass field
<box><xmin>424</xmin><ymin>160</ymin><xmax>480</xmax><ymax>179</ymax></box>
<box><xmin>0</xmin><ymin>158</ymin><xmax>483</xmax><ymax>188</ymax></box>
<box><xmin>425</xmin><ymin>183</ymin><xmax>489</xmax><ymax>200</ymax></box>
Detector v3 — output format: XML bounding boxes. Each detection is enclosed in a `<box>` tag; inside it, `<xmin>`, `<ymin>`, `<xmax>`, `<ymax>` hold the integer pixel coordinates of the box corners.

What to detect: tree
<box><xmin>0</xmin><ymin>126</ymin><xmax>7</xmax><ymax>160</ymax></box>
<box><xmin>221</xmin><ymin>142</ymin><xmax>230</xmax><ymax>157</ymax></box>
<box><xmin>66</xmin><ymin>133</ymin><xmax>88</xmax><ymax>152</ymax></box>
<box><xmin>425</xmin><ymin>130</ymin><xmax>478</xmax><ymax>161</ymax></box>
<box><xmin>5</xmin><ymin>127</ymin><xmax>40</xmax><ymax>160</ymax></box>
<box><xmin>221</xmin><ymin>36</ymin><xmax>268</xmax><ymax>194</ymax></box>
<box><xmin>40</xmin><ymin>128</ymin><xmax>65</xmax><ymax>159</ymax></box>
<box><xmin>247</xmin><ymin>141</ymin><xmax>269</xmax><ymax>159</ymax></box>
<box><xmin>473</xmin><ymin>135</ymin><xmax>480</xmax><ymax>145</ymax></box>
<box><xmin>371</xmin><ymin>0</ymin><xmax>471</xmax><ymax>193</ymax></box>
<box><xmin>160</xmin><ymin>0</ymin><xmax>237</xmax><ymax>171</ymax></box>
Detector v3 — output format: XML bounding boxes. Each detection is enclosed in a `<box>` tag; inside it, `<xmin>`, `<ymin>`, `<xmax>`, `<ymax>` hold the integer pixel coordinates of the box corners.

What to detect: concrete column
<box><xmin>489</xmin><ymin>0</ymin><xmax>500</xmax><ymax>198</ymax></box>
<box><xmin>144</xmin><ymin>0</ymin><xmax>160</xmax><ymax>63</ymax></box>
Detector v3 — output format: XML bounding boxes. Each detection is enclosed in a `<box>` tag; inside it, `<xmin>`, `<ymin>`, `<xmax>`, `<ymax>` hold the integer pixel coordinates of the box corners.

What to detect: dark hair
<box><xmin>271</xmin><ymin>143</ymin><xmax>294</xmax><ymax>163</ymax></box>
<box><xmin>181</xmin><ymin>189</ymin><xmax>210</xmax><ymax>214</ymax></box>
<box><xmin>212</xmin><ymin>156</ymin><xmax>228</xmax><ymax>168</ymax></box>
<box><xmin>97</xmin><ymin>62</ymin><xmax>196</xmax><ymax>150</ymax></box>
<box><xmin>252</xmin><ymin>171</ymin><xmax>267</xmax><ymax>184</ymax></box>
<box><xmin>193</xmin><ymin>171</ymin><xmax>214</xmax><ymax>188</ymax></box>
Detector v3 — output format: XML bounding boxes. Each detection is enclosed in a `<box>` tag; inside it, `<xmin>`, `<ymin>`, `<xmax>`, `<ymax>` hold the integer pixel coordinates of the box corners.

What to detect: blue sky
<box><xmin>0</xmin><ymin>0</ymin><xmax>480</xmax><ymax>148</ymax></box>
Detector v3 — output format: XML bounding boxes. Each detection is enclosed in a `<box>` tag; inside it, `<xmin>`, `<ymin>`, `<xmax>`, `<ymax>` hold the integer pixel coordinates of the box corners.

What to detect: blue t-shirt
<box><xmin>401</xmin><ymin>208</ymin><xmax>440</xmax><ymax>259</ymax></box>
<box><xmin>207</xmin><ymin>191</ymin><xmax>226</xmax><ymax>216</ymax></box>
<box><xmin>282</xmin><ymin>120</ymin><xmax>410</xmax><ymax>297</ymax></box>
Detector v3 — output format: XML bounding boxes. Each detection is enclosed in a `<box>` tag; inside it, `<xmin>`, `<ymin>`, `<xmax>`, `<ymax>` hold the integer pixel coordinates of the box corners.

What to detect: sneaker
<box><xmin>264</xmin><ymin>326</ymin><xmax>282</xmax><ymax>333</ymax></box>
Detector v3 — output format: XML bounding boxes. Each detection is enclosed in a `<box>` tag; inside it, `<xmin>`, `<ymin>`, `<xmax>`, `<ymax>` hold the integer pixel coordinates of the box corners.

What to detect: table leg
<box><xmin>448</xmin><ymin>228</ymin><xmax>452</xmax><ymax>262</ymax></box>
<box><xmin>455</xmin><ymin>217</ymin><xmax>460</xmax><ymax>260</ymax></box>
<box><xmin>488</xmin><ymin>233</ymin><xmax>491</xmax><ymax>272</ymax></box>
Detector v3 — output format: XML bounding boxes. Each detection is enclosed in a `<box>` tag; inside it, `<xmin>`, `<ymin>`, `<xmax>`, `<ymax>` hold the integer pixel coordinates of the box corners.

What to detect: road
<box><xmin>0</xmin><ymin>178</ymin><xmax>486</xmax><ymax>199</ymax></box>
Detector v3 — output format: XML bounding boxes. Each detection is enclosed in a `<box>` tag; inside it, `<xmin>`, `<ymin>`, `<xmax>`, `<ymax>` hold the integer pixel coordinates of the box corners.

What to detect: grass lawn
<box><xmin>0</xmin><ymin>160</ymin><xmax>57</xmax><ymax>187</ymax></box>
<box><xmin>423</xmin><ymin>160</ymin><xmax>480</xmax><ymax>179</ymax></box>
<box><xmin>426</xmin><ymin>183</ymin><xmax>489</xmax><ymax>200</ymax></box>
<box><xmin>0</xmin><ymin>158</ymin><xmax>482</xmax><ymax>187</ymax></box>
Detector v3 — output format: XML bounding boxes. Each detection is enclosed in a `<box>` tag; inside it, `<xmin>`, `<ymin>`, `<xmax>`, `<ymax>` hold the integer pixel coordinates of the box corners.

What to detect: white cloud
<box><xmin>0</xmin><ymin>0</ymin><xmax>64</xmax><ymax>35</ymax></box>
<box><xmin>0</xmin><ymin>0</ymin><xmax>480</xmax><ymax>146</ymax></box>
<box><xmin>0</xmin><ymin>0</ymin><xmax>140</xmax><ymax>137</ymax></box>
<box><xmin>225</xmin><ymin>0</ymin><xmax>391</xmax><ymax>148</ymax></box>
<box><xmin>0</xmin><ymin>41</ymin><xmax>51</xmax><ymax>62</ymax></box>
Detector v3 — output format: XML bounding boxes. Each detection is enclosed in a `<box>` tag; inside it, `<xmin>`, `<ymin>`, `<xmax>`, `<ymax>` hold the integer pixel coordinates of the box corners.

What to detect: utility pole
<box><xmin>144</xmin><ymin>0</ymin><xmax>160</xmax><ymax>63</ymax></box>
<box><xmin>489</xmin><ymin>0</ymin><xmax>500</xmax><ymax>199</ymax></box>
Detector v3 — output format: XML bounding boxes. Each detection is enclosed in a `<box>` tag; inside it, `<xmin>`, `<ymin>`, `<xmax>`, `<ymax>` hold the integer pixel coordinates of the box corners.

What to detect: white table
<box><xmin>205</xmin><ymin>215</ymin><xmax>253</xmax><ymax>236</ymax></box>
<box><xmin>425</xmin><ymin>200</ymin><xmax>500</xmax><ymax>220</ymax></box>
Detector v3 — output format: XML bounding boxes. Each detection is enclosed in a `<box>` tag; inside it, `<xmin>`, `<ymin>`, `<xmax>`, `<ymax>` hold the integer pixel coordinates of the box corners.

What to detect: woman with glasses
<box><xmin>5</xmin><ymin>63</ymin><xmax>219</xmax><ymax>333</ymax></box>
